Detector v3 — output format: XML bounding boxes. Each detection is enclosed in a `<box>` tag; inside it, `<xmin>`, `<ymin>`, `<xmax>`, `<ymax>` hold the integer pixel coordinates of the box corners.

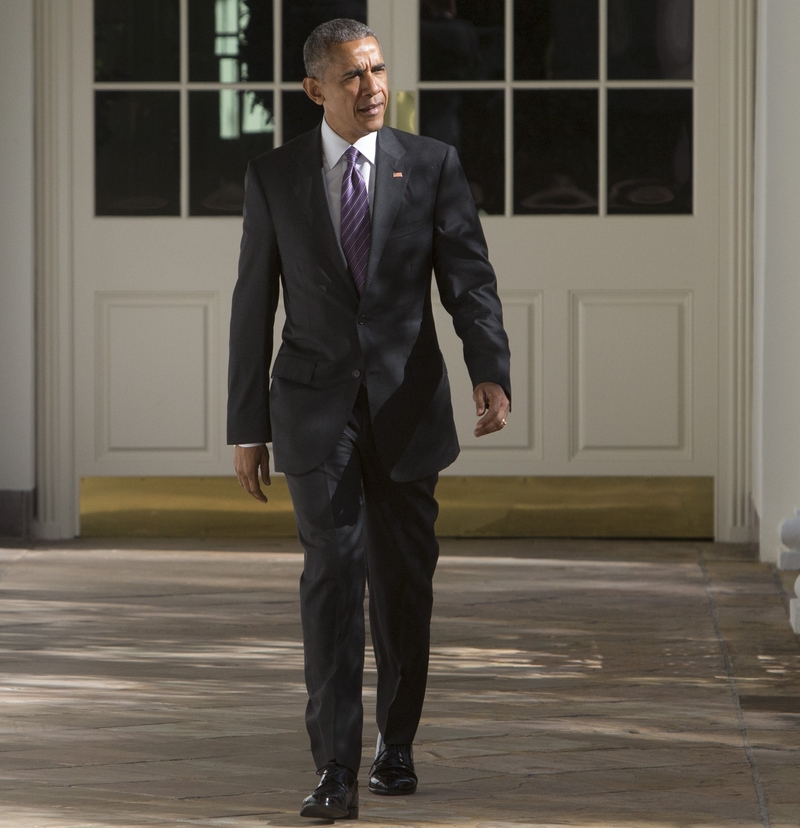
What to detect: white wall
<box><xmin>0</xmin><ymin>0</ymin><xmax>35</xmax><ymax>492</ymax></box>
<box><xmin>753</xmin><ymin>0</ymin><xmax>800</xmax><ymax>562</ymax></box>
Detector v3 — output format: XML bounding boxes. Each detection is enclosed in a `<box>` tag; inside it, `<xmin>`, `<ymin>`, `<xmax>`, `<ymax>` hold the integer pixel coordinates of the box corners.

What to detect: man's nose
<box><xmin>361</xmin><ymin>71</ymin><xmax>380</xmax><ymax>96</ymax></box>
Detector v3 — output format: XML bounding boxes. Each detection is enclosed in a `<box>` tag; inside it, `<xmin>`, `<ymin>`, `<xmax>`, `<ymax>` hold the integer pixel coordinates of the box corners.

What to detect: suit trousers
<box><xmin>285</xmin><ymin>385</ymin><xmax>440</xmax><ymax>775</ymax></box>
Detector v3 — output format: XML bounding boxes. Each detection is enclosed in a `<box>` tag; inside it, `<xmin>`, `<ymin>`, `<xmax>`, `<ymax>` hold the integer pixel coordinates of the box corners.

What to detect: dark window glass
<box><xmin>282</xmin><ymin>1</ymin><xmax>368</xmax><ymax>82</ymax></box>
<box><xmin>607</xmin><ymin>89</ymin><xmax>692</xmax><ymax>214</ymax></box>
<box><xmin>420</xmin><ymin>90</ymin><xmax>504</xmax><ymax>215</ymax></box>
<box><xmin>96</xmin><ymin>91</ymin><xmax>180</xmax><ymax>216</ymax></box>
<box><xmin>95</xmin><ymin>0</ymin><xmax>179</xmax><ymax>82</ymax></box>
<box><xmin>514</xmin><ymin>0</ymin><xmax>598</xmax><ymax>80</ymax></box>
<box><xmin>189</xmin><ymin>0</ymin><xmax>274</xmax><ymax>82</ymax></box>
<box><xmin>420</xmin><ymin>0</ymin><xmax>505</xmax><ymax>81</ymax></box>
<box><xmin>283</xmin><ymin>91</ymin><xmax>323</xmax><ymax>143</ymax></box>
<box><xmin>608</xmin><ymin>0</ymin><xmax>693</xmax><ymax>80</ymax></box>
<box><xmin>514</xmin><ymin>90</ymin><xmax>598</xmax><ymax>215</ymax></box>
<box><xmin>189</xmin><ymin>91</ymin><xmax>274</xmax><ymax>216</ymax></box>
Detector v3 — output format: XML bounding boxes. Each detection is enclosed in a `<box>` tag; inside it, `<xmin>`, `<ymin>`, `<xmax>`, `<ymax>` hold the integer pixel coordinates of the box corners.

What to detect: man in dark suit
<box><xmin>228</xmin><ymin>18</ymin><xmax>510</xmax><ymax>820</ymax></box>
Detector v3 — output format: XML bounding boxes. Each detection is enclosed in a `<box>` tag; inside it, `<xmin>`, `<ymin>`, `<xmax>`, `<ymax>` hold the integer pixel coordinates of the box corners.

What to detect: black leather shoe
<box><xmin>300</xmin><ymin>763</ymin><xmax>359</xmax><ymax>820</ymax></box>
<box><xmin>368</xmin><ymin>743</ymin><xmax>417</xmax><ymax>796</ymax></box>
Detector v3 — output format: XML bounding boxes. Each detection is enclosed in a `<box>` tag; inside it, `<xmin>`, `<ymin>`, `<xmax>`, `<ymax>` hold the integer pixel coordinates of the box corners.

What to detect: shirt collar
<box><xmin>321</xmin><ymin>117</ymin><xmax>378</xmax><ymax>169</ymax></box>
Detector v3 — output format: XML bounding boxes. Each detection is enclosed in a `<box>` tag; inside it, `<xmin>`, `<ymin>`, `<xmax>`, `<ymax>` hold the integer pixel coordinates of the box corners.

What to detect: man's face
<box><xmin>302</xmin><ymin>37</ymin><xmax>388</xmax><ymax>144</ymax></box>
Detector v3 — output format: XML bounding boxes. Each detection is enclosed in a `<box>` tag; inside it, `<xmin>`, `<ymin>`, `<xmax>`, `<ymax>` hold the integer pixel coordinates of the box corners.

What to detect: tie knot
<box><xmin>345</xmin><ymin>146</ymin><xmax>360</xmax><ymax>168</ymax></box>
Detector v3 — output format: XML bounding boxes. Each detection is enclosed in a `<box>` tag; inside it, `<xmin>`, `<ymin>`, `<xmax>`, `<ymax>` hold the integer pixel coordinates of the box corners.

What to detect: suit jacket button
<box><xmin>352</xmin><ymin>369</ymin><xmax>361</xmax><ymax>378</ymax></box>
<box><xmin>358</xmin><ymin>315</ymin><xmax>366</xmax><ymax>324</ymax></box>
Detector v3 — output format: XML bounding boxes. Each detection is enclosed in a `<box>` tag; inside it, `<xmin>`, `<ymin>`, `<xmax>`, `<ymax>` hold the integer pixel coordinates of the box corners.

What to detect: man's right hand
<box><xmin>234</xmin><ymin>444</ymin><xmax>271</xmax><ymax>503</ymax></box>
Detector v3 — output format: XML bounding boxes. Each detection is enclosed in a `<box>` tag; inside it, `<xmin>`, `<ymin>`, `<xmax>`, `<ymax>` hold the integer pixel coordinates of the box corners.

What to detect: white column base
<box><xmin>791</xmin><ymin>598</ymin><xmax>800</xmax><ymax>634</ymax></box>
<box><xmin>777</xmin><ymin>548</ymin><xmax>800</xmax><ymax>569</ymax></box>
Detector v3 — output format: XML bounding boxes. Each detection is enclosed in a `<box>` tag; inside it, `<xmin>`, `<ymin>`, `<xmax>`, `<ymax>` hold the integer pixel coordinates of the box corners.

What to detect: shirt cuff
<box><xmin>236</xmin><ymin>443</ymin><xmax>264</xmax><ymax>448</ymax></box>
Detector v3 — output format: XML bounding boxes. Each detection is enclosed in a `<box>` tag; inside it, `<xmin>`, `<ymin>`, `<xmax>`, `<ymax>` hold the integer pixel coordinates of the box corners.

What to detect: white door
<box><xmin>71</xmin><ymin>1</ymin><xmax>724</xmax><ymax>518</ymax></box>
<box><xmin>385</xmin><ymin>0</ymin><xmax>718</xmax><ymax>482</ymax></box>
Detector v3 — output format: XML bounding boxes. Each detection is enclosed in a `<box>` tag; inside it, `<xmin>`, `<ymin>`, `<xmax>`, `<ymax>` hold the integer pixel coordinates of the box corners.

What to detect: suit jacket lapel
<box><xmin>289</xmin><ymin>126</ymin><xmax>353</xmax><ymax>293</ymax></box>
<box><xmin>366</xmin><ymin>128</ymin><xmax>409</xmax><ymax>290</ymax></box>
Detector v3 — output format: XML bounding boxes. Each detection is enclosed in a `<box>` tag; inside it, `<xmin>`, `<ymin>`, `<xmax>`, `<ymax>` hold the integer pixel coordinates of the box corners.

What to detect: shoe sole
<box><xmin>367</xmin><ymin>784</ymin><xmax>417</xmax><ymax>796</ymax></box>
<box><xmin>300</xmin><ymin>803</ymin><xmax>359</xmax><ymax>819</ymax></box>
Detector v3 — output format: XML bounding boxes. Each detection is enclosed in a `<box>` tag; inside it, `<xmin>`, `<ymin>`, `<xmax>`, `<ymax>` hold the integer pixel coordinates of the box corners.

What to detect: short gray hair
<box><xmin>303</xmin><ymin>18</ymin><xmax>378</xmax><ymax>79</ymax></box>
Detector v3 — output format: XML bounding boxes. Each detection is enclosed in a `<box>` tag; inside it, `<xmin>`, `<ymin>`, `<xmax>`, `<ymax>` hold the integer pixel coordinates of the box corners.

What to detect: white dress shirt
<box><xmin>320</xmin><ymin>116</ymin><xmax>377</xmax><ymax>238</ymax></box>
<box><xmin>237</xmin><ymin>118</ymin><xmax>377</xmax><ymax>449</ymax></box>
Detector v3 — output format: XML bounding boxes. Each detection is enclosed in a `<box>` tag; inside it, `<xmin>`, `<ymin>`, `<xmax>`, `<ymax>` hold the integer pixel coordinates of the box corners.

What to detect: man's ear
<box><xmin>302</xmin><ymin>77</ymin><xmax>324</xmax><ymax>106</ymax></box>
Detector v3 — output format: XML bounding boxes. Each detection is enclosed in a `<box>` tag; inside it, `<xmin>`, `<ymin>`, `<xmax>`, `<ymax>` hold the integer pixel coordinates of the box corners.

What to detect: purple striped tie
<box><xmin>340</xmin><ymin>146</ymin><xmax>371</xmax><ymax>295</ymax></box>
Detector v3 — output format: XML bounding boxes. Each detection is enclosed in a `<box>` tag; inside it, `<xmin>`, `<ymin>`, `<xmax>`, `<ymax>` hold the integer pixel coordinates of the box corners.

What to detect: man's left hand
<box><xmin>473</xmin><ymin>382</ymin><xmax>511</xmax><ymax>437</ymax></box>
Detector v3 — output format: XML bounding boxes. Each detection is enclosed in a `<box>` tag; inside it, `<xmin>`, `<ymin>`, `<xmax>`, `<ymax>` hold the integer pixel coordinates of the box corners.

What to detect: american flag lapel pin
<box><xmin>393</xmin><ymin>171</ymin><xmax>403</xmax><ymax>178</ymax></box>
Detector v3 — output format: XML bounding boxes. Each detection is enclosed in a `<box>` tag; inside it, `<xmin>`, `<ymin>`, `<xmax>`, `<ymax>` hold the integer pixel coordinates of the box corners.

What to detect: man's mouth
<box><xmin>360</xmin><ymin>101</ymin><xmax>384</xmax><ymax>116</ymax></box>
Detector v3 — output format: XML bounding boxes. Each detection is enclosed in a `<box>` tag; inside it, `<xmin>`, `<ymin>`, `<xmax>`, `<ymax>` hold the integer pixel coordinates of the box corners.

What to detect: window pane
<box><xmin>282</xmin><ymin>1</ymin><xmax>368</xmax><ymax>82</ymax></box>
<box><xmin>283</xmin><ymin>91</ymin><xmax>323</xmax><ymax>143</ymax></box>
<box><xmin>189</xmin><ymin>0</ymin><xmax>274</xmax><ymax>82</ymax></box>
<box><xmin>608</xmin><ymin>0</ymin><xmax>693</xmax><ymax>80</ymax></box>
<box><xmin>420</xmin><ymin>90</ymin><xmax>504</xmax><ymax>215</ymax></box>
<box><xmin>95</xmin><ymin>91</ymin><xmax>180</xmax><ymax>216</ymax></box>
<box><xmin>95</xmin><ymin>0</ymin><xmax>179</xmax><ymax>82</ymax></box>
<box><xmin>514</xmin><ymin>90</ymin><xmax>598</xmax><ymax>215</ymax></box>
<box><xmin>607</xmin><ymin>89</ymin><xmax>692</xmax><ymax>214</ymax></box>
<box><xmin>420</xmin><ymin>0</ymin><xmax>505</xmax><ymax>81</ymax></box>
<box><xmin>189</xmin><ymin>91</ymin><xmax>274</xmax><ymax>216</ymax></box>
<box><xmin>514</xmin><ymin>0</ymin><xmax>598</xmax><ymax>80</ymax></box>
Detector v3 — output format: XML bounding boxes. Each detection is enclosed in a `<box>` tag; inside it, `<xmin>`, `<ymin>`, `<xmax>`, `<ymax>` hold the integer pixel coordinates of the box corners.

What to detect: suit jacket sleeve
<box><xmin>432</xmin><ymin>145</ymin><xmax>511</xmax><ymax>401</ymax></box>
<box><xmin>227</xmin><ymin>159</ymin><xmax>281</xmax><ymax>445</ymax></box>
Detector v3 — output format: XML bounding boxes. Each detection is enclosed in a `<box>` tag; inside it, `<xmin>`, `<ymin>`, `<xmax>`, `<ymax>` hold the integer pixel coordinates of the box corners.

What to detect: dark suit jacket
<box><xmin>227</xmin><ymin>124</ymin><xmax>510</xmax><ymax>482</ymax></box>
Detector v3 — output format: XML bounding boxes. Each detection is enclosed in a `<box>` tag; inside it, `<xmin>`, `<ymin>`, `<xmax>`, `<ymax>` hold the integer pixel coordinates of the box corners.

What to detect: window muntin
<box><xmin>93</xmin><ymin>0</ymin><xmax>694</xmax><ymax>218</ymax></box>
<box><xmin>417</xmin><ymin>0</ymin><xmax>693</xmax><ymax>216</ymax></box>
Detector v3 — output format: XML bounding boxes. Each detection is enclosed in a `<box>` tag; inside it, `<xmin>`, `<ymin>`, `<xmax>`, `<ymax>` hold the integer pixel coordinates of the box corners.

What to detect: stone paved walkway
<box><xmin>0</xmin><ymin>539</ymin><xmax>798</xmax><ymax>827</ymax></box>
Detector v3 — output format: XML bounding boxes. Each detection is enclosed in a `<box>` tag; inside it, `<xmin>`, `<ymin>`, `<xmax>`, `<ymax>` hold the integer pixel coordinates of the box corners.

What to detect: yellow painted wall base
<box><xmin>80</xmin><ymin>476</ymin><xmax>713</xmax><ymax>539</ymax></box>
